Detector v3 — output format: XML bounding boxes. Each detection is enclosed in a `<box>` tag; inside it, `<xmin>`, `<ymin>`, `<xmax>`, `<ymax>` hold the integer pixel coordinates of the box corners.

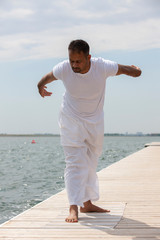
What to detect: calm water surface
<box><xmin>0</xmin><ymin>136</ymin><xmax>160</xmax><ymax>224</ymax></box>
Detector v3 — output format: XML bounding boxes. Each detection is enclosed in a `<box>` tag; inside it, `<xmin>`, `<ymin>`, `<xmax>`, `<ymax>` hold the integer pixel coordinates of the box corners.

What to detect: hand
<box><xmin>38</xmin><ymin>85</ymin><xmax>52</xmax><ymax>98</ymax></box>
<box><xmin>131</xmin><ymin>65</ymin><xmax>142</xmax><ymax>77</ymax></box>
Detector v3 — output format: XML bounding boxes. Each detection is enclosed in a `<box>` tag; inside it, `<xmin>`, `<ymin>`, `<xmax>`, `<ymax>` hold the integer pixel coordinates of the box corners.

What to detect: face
<box><xmin>69</xmin><ymin>50</ymin><xmax>91</xmax><ymax>74</ymax></box>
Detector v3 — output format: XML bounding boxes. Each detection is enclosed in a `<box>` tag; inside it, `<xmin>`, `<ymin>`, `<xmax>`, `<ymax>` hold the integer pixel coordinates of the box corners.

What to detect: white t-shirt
<box><xmin>53</xmin><ymin>57</ymin><xmax>118</xmax><ymax>123</ymax></box>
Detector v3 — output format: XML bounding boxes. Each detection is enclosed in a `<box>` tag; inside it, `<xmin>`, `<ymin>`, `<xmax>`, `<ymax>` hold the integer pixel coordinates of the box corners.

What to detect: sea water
<box><xmin>0</xmin><ymin>136</ymin><xmax>160</xmax><ymax>224</ymax></box>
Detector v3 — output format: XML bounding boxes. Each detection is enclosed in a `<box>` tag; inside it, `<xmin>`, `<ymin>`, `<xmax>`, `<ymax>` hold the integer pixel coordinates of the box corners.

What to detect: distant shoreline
<box><xmin>0</xmin><ymin>134</ymin><xmax>60</xmax><ymax>137</ymax></box>
<box><xmin>0</xmin><ymin>133</ymin><xmax>160</xmax><ymax>137</ymax></box>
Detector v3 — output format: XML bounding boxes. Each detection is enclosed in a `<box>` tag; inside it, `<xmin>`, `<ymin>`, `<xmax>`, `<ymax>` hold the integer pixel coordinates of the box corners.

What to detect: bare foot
<box><xmin>65</xmin><ymin>205</ymin><xmax>78</xmax><ymax>223</ymax></box>
<box><xmin>80</xmin><ymin>200</ymin><xmax>110</xmax><ymax>213</ymax></box>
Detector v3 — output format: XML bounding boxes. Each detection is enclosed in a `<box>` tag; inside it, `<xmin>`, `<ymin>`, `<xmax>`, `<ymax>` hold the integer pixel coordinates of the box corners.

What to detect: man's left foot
<box><xmin>80</xmin><ymin>200</ymin><xmax>110</xmax><ymax>213</ymax></box>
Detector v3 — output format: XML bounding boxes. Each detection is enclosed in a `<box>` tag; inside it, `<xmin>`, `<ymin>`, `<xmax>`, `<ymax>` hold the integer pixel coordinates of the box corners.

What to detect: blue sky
<box><xmin>0</xmin><ymin>0</ymin><xmax>160</xmax><ymax>134</ymax></box>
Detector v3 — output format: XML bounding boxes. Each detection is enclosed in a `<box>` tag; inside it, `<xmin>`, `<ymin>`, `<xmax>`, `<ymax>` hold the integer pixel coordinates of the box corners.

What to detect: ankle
<box><xmin>83</xmin><ymin>200</ymin><xmax>92</xmax><ymax>208</ymax></box>
<box><xmin>70</xmin><ymin>205</ymin><xmax>78</xmax><ymax>211</ymax></box>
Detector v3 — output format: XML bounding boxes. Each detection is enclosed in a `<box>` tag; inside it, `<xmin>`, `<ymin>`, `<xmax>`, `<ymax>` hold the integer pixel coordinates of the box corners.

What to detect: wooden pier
<box><xmin>0</xmin><ymin>142</ymin><xmax>160</xmax><ymax>239</ymax></box>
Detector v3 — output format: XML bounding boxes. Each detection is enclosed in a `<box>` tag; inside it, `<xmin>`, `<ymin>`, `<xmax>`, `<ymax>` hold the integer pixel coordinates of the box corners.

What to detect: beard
<box><xmin>72</xmin><ymin>67</ymin><xmax>82</xmax><ymax>73</ymax></box>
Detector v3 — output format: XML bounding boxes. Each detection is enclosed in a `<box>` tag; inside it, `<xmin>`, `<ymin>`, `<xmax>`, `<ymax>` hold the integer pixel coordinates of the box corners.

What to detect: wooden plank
<box><xmin>1</xmin><ymin>228</ymin><xmax>160</xmax><ymax>237</ymax></box>
<box><xmin>1</xmin><ymin>238</ymin><xmax>160</xmax><ymax>240</ymax></box>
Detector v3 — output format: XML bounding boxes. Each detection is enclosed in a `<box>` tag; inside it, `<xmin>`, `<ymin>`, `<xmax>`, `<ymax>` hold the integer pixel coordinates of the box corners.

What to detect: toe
<box><xmin>106</xmin><ymin>210</ymin><xmax>110</xmax><ymax>212</ymax></box>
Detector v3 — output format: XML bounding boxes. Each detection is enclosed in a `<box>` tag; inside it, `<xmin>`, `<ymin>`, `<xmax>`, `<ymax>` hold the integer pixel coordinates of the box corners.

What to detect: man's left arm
<box><xmin>116</xmin><ymin>64</ymin><xmax>142</xmax><ymax>77</ymax></box>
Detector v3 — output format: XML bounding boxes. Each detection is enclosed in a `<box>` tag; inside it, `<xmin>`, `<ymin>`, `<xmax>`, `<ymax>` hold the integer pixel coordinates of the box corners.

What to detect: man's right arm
<box><xmin>37</xmin><ymin>71</ymin><xmax>57</xmax><ymax>98</ymax></box>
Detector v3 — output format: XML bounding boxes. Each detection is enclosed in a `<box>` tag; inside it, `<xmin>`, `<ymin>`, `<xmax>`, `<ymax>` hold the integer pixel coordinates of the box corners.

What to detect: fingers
<box><xmin>38</xmin><ymin>86</ymin><xmax>52</xmax><ymax>98</ymax></box>
<box><xmin>44</xmin><ymin>89</ymin><xmax>52</xmax><ymax>97</ymax></box>
<box><xmin>42</xmin><ymin>89</ymin><xmax>52</xmax><ymax>97</ymax></box>
<box><xmin>131</xmin><ymin>65</ymin><xmax>140</xmax><ymax>70</ymax></box>
<box><xmin>131</xmin><ymin>65</ymin><xmax>142</xmax><ymax>77</ymax></box>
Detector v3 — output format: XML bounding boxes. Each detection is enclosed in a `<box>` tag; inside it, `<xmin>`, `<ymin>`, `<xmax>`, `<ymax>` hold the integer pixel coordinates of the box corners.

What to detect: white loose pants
<box><xmin>59</xmin><ymin>111</ymin><xmax>104</xmax><ymax>207</ymax></box>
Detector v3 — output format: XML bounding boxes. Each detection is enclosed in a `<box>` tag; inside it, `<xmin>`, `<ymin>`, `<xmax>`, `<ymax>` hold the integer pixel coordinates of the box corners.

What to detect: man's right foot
<box><xmin>65</xmin><ymin>205</ymin><xmax>78</xmax><ymax>223</ymax></box>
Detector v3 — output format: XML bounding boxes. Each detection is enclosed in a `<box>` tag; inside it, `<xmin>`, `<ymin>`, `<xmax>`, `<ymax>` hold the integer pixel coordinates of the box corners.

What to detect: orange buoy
<box><xmin>31</xmin><ymin>140</ymin><xmax>36</xmax><ymax>144</ymax></box>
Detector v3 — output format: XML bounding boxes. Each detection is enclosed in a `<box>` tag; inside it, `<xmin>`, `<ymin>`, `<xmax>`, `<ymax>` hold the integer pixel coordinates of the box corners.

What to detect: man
<box><xmin>37</xmin><ymin>39</ymin><xmax>141</xmax><ymax>223</ymax></box>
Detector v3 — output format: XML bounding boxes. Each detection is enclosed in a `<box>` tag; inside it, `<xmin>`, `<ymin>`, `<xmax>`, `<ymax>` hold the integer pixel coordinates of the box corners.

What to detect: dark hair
<box><xmin>68</xmin><ymin>39</ymin><xmax>90</xmax><ymax>55</ymax></box>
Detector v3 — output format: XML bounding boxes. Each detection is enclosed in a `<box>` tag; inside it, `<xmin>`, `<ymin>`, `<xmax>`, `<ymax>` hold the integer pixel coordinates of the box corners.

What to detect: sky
<box><xmin>0</xmin><ymin>0</ymin><xmax>160</xmax><ymax>134</ymax></box>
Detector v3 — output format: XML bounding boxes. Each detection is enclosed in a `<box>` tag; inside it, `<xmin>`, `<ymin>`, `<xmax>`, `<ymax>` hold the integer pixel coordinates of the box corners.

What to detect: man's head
<box><xmin>68</xmin><ymin>39</ymin><xmax>91</xmax><ymax>74</ymax></box>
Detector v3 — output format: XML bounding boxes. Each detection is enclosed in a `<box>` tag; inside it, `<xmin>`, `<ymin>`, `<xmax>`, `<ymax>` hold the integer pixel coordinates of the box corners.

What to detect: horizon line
<box><xmin>0</xmin><ymin>133</ymin><xmax>160</xmax><ymax>137</ymax></box>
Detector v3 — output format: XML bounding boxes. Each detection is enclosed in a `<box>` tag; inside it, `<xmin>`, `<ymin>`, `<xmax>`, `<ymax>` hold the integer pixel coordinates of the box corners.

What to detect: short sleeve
<box><xmin>102</xmin><ymin>58</ymin><xmax>118</xmax><ymax>78</ymax></box>
<box><xmin>53</xmin><ymin>61</ymin><xmax>68</xmax><ymax>80</ymax></box>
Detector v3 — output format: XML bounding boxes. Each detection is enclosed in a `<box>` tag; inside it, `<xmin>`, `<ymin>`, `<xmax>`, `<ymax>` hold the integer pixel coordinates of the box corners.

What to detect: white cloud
<box><xmin>0</xmin><ymin>8</ymin><xmax>34</xmax><ymax>20</ymax></box>
<box><xmin>0</xmin><ymin>0</ymin><xmax>160</xmax><ymax>62</ymax></box>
